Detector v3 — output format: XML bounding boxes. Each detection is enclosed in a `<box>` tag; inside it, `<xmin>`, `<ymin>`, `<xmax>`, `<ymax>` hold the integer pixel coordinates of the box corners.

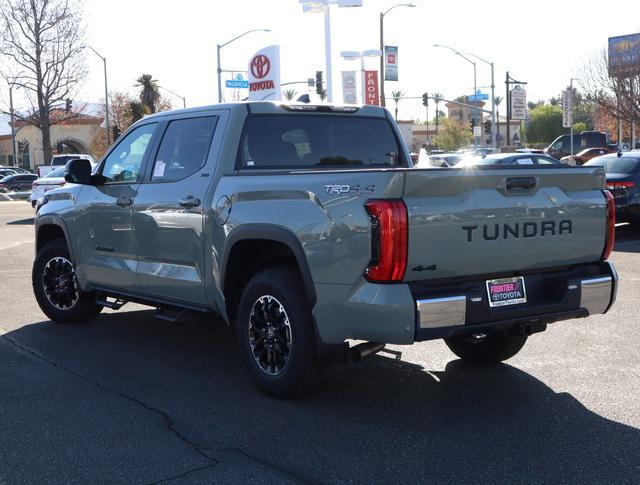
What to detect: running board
<box><xmin>154</xmin><ymin>306</ymin><xmax>190</xmax><ymax>323</ymax></box>
<box><xmin>96</xmin><ymin>296</ymin><xmax>128</xmax><ymax>310</ymax></box>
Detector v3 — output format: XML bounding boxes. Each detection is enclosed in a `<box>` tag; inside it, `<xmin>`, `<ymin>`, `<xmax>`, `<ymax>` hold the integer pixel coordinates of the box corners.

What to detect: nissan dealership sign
<box><xmin>248</xmin><ymin>45</ymin><xmax>281</xmax><ymax>101</ymax></box>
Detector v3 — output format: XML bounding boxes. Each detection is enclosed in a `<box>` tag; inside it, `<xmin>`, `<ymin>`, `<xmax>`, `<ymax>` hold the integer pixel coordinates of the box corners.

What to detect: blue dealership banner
<box><xmin>608</xmin><ymin>33</ymin><xmax>640</xmax><ymax>77</ymax></box>
<box><xmin>384</xmin><ymin>45</ymin><xmax>398</xmax><ymax>81</ymax></box>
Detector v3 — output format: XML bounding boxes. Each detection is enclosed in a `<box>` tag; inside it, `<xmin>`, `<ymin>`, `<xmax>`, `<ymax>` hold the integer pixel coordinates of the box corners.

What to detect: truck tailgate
<box><xmin>402</xmin><ymin>166</ymin><xmax>607</xmax><ymax>281</ymax></box>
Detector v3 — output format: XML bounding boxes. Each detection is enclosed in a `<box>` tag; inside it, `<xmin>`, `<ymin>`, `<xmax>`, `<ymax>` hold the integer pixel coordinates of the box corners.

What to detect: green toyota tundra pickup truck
<box><xmin>32</xmin><ymin>102</ymin><xmax>618</xmax><ymax>397</ymax></box>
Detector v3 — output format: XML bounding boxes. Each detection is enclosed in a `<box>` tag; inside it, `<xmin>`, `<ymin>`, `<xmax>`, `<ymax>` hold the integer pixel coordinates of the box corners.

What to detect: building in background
<box><xmin>0</xmin><ymin>108</ymin><xmax>103</xmax><ymax>169</ymax></box>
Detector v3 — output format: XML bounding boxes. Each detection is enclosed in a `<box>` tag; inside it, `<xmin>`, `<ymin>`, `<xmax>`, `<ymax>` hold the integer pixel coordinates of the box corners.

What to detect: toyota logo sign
<box><xmin>250</xmin><ymin>55</ymin><xmax>271</xmax><ymax>79</ymax></box>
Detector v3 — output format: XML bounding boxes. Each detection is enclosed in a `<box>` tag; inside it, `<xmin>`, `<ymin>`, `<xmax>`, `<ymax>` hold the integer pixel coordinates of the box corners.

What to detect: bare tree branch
<box><xmin>0</xmin><ymin>0</ymin><xmax>86</xmax><ymax>164</ymax></box>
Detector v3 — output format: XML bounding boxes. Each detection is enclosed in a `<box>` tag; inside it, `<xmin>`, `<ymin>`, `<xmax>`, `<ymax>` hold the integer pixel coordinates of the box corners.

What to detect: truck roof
<box><xmin>142</xmin><ymin>101</ymin><xmax>390</xmax><ymax>120</ymax></box>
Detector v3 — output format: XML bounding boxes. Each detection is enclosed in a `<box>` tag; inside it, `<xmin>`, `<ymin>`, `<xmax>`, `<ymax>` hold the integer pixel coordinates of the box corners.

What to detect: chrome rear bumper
<box><xmin>416</xmin><ymin>262</ymin><xmax>618</xmax><ymax>332</ymax></box>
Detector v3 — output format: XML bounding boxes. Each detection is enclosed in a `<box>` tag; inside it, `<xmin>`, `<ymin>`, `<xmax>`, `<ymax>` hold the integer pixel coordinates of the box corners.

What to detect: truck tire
<box><xmin>32</xmin><ymin>239</ymin><xmax>102</xmax><ymax>324</ymax></box>
<box><xmin>236</xmin><ymin>267</ymin><xmax>316</xmax><ymax>398</ymax></box>
<box><xmin>444</xmin><ymin>332</ymin><xmax>527</xmax><ymax>364</ymax></box>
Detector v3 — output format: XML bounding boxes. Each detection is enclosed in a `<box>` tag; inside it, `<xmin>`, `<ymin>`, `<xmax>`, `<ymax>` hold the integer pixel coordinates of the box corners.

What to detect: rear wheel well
<box><xmin>224</xmin><ymin>239</ymin><xmax>304</xmax><ymax>325</ymax></box>
<box><xmin>37</xmin><ymin>224</ymin><xmax>67</xmax><ymax>254</ymax></box>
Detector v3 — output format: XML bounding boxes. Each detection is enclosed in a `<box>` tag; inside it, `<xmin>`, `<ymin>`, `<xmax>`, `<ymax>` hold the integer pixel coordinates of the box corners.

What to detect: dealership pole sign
<box><xmin>248</xmin><ymin>45</ymin><xmax>281</xmax><ymax>101</ymax></box>
<box><xmin>384</xmin><ymin>46</ymin><xmax>398</xmax><ymax>81</ymax></box>
<box><xmin>608</xmin><ymin>33</ymin><xmax>640</xmax><ymax>78</ymax></box>
<box><xmin>562</xmin><ymin>89</ymin><xmax>572</xmax><ymax>128</ymax></box>
<box><xmin>342</xmin><ymin>71</ymin><xmax>357</xmax><ymax>105</ymax></box>
<box><xmin>510</xmin><ymin>86</ymin><xmax>527</xmax><ymax>121</ymax></box>
<box><xmin>363</xmin><ymin>70</ymin><xmax>380</xmax><ymax>106</ymax></box>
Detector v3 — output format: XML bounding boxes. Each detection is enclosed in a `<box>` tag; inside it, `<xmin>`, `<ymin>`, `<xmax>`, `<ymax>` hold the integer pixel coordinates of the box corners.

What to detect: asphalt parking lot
<box><xmin>1</xmin><ymin>200</ymin><xmax>639</xmax><ymax>484</ymax></box>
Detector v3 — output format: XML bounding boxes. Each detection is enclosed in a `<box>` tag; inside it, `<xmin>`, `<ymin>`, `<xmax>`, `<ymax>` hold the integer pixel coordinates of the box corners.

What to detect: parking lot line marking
<box><xmin>0</xmin><ymin>239</ymin><xmax>35</xmax><ymax>251</ymax></box>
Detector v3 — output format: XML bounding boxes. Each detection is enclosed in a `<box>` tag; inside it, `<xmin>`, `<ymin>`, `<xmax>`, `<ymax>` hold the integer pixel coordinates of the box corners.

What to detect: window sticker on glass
<box><xmin>153</xmin><ymin>160</ymin><xmax>166</xmax><ymax>178</ymax></box>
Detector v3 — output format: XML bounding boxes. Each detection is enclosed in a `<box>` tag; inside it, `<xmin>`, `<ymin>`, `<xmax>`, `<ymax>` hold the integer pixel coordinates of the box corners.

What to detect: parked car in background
<box><xmin>38</xmin><ymin>154</ymin><xmax>95</xmax><ymax>177</ymax></box>
<box><xmin>29</xmin><ymin>166</ymin><xmax>68</xmax><ymax>208</ymax></box>
<box><xmin>0</xmin><ymin>165</ymin><xmax>32</xmax><ymax>174</ymax></box>
<box><xmin>546</xmin><ymin>131</ymin><xmax>609</xmax><ymax>159</ymax></box>
<box><xmin>0</xmin><ymin>168</ymin><xmax>18</xmax><ymax>178</ymax></box>
<box><xmin>416</xmin><ymin>153</ymin><xmax>466</xmax><ymax>168</ymax></box>
<box><xmin>584</xmin><ymin>152</ymin><xmax>640</xmax><ymax>224</ymax></box>
<box><xmin>515</xmin><ymin>148</ymin><xmax>546</xmax><ymax>155</ymax></box>
<box><xmin>457</xmin><ymin>153</ymin><xmax>561</xmax><ymax>167</ymax></box>
<box><xmin>0</xmin><ymin>173</ymin><xmax>38</xmax><ymax>192</ymax></box>
<box><xmin>561</xmin><ymin>147</ymin><xmax>613</xmax><ymax>166</ymax></box>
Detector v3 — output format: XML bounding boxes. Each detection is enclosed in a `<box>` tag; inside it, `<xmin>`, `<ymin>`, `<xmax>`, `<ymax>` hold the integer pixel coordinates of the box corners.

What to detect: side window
<box><xmin>101</xmin><ymin>123</ymin><xmax>157</xmax><ymax>184</ymax></box>
<box><xmin>515</xmin><ymin>157</ymin><xmax>534</xmax><ymax>165</ymax></box>
<box><xmin>535</xmin><ymin>156</ymin><xmax>555</xmax><ymax>164</ymax></box>
<box><xmin>151</xmin><ymin>116</ymin><xmax>218</xmax><ymax>181</ymax></box>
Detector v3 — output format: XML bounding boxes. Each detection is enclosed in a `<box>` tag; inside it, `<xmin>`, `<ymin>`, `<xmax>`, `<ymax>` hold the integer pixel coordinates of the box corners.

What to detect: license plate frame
<box><xmin>486</xmin><ymin>276</ymin><xmax>527</xmax><ymax>308</ymax></box>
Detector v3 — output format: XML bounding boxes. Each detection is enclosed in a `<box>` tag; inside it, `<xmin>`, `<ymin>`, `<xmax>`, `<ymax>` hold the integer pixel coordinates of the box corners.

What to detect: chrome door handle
<box><xmin>179</xmin><ymin>196</ymin><xmax>201</xmax><ymax>208</ymax></box>
<box><xmin>116</xmin><ymin>196</ymin><xmax>132</xmax><ymax>207</ymax></box>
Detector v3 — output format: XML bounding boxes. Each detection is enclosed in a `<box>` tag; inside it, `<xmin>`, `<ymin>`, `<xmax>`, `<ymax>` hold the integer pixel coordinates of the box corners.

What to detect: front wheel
<box><xmin>236</xmin><ymin>267</ymin><xmax>316</xmax><ymax>398</ymax></box>
<box><xmin>444</xmin><ymin>332</ymin><xmax>527</xmax><ymax>364</ymax></box>
<box><xmin>32</xmin><ymin>239</ymin><xmax>102</xmax><ymax>324</ymax></box>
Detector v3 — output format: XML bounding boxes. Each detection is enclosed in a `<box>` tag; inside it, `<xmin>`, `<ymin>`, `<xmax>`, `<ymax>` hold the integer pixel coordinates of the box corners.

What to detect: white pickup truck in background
<box><xmin>37</xmin><ymin>154</ymin><xmax>95</xmax><ymax>178</ymax></box>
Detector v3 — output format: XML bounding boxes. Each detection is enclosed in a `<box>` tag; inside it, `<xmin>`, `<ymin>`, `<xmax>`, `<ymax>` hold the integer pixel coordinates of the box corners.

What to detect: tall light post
<box><xmin>463</xmin><ymin>51</ymin><xmax>496</xmax><ymax>149</ymax></box>
<box><xmin>301</xmin><ymin>0</ymin><xmax>364</xmax><ymax>104</ymax></box>
<box><xmin>7</xmin><ymin>83</ymin><xmax>17</xmax><ymax>167</ymax></box>
<box><xmin>217</xmin><ymin>29</ymin><xmax>270</xmax><ymax>103</ymax></box>
<box><xmin>433</xmin><ymin>44</ymin><xmax>477</xmax><ymax>133</ymax></box>
<box><xmin>162</xmin><ymin>86</ymin><xmax>186</xmax><ymax>108</ymax></box>
<box><xmin>85</xmin><ymin>46</ymin><xmax>110</xmax><ymax>146</ymax></box>
<box><xmin>341</xmin><ymin>49</ymin><xmax>382</xmax><ymax>104</ymax></box>
<box><xmin>379</xmin><ymin>3</ymin><xmax>415</xmax><ymax>107</ymax></box>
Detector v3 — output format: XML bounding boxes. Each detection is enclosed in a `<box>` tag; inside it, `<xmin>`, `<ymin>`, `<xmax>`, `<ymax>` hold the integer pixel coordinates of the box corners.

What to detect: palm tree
<box><xmin>283</xmin><ymin>89</ymin><xmax>298</xmax><ymax>101</ymax></box>
<box><xmin>494</xmin><ymin>95</ymin><xmax>503</xmax><ymax>146</ymax></box>
<box><xmin>494</xmin><ymin>95</ymin><xmax>503</xmax><ymax>117</ymax></box>
<box><xmin>135</xmin><ymin>74</ymin><xmax>161</xmax><ymax>113</ymax></box>
<box><xmin>391</xmin><ymin>90</ymin><xmax>404</xmax><ymax>121</ymax></box>
<box><xmin>433</xmin><ymin>92</ymin><xmax>444</xmax><ymax>133</ymax></box>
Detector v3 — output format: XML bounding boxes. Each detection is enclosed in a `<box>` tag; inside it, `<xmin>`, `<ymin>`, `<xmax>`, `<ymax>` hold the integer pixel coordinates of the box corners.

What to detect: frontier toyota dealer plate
<box><xmin>486</xmin><ymin>276</ymin><xmax>527</xmax><ymax>308</ymax></box>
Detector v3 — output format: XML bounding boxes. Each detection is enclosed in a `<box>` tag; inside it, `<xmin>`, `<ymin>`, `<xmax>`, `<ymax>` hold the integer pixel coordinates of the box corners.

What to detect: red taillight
<box><xmin>364</xmin><ymin>199</ymin><xmax>408</xmax><ymax>282</ymax></box>
<box><xmin>606</xmin><ymin>181</ymin><xmax>636</xmax><ymax>190</ymax></box>
<box><xmin>602</xmin><ymin>190</ymin><xmax>615</xmax><ymax>261</ymax></box>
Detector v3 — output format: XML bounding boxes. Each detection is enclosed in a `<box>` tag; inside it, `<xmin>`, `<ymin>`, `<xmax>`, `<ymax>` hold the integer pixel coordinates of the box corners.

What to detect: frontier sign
<box><xmin>363</xmin><ymin>70</ymin><xmax>380</xmax><ymax>106</ymax></box>
<box><xmin>248</xmin><ymin>45</ymin><xmax>281</xmax><ymax>101</ymax></box>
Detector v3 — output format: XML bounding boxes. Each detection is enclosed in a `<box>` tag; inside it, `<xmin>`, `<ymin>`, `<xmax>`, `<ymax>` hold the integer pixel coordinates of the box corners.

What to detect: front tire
<box><xmin>444</xmin><ymin>332</ymin><xmax>527</xmax><ymax>364</ymax></box>
<box><xmin>32</xmin><ymin>239</ymin><xmax>102</xmax><ymax>324</ymax></box>
<box><xmin>236</xmin><ymin>267</ymin><xmax>316</xmax><ymax>398</ymax></box>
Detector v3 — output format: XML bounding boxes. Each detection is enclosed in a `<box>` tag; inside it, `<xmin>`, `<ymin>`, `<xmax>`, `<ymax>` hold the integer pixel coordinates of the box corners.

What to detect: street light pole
<box><xmin>86</xmin><ymin>46</ymin><xmax>110</xmax><ymax>146</ymax></box>
<box><xmin>463</xmin><ymin>51</ymin><xmax>497</xmax><ymax>148</ymax></box>
<box><xmin>216</xmin><ymin>29</ymin><xmax>271</xmax><ymax>103</ymax></box>
<box><xmin>379</xmin><ymin>3</ymin><xmax>415</xmax><ymax>108</ymax></box>
<box><xmin>8</xmin><ymin>84</ymin><xmax>17</xmax><ymax>167</ymax></box>
<box><xmin>163</xmin><ymin>87</ymin><xmax>186</xmax><ymax>108</ymax></box>
<box><xmin>433</xmin><ymin>44</ymin><xmax>477</xmax><ymax>138</ymax></box>
<box><xmin>324</xmin><ymin>7</ymin><xmax>333</xmax><ymax>103</ymax></box>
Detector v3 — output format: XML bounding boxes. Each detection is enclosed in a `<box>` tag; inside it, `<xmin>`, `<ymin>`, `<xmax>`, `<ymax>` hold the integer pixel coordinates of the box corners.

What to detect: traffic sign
<box><xmin>473</xmin><ymin>126</ymin><xmax>482</xmax><ymax>137</ymax></box>
<box><xmin>226</xmin><ymin>79</ymin><xmax>249</xmax><ymax>89</ymax></box>
<box><xmin>469</xmin><ymin>93</ymin><xmax>489</xmax><ymax>101</ymax></box>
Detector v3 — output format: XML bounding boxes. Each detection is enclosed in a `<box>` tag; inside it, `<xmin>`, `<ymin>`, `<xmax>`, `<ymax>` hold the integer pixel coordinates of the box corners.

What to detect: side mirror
<box><xmin>65</xmin><ymin>158</ymin><xmax>93</xmax><ymax>185</ymax></box>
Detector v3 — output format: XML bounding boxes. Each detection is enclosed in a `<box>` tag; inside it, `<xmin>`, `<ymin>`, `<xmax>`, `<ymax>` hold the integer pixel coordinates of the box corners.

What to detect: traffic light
<box><xmin>484</xmin><ymin>119</ymin><xmax>492</xmax><ymax>135</ymax></box>
<box><xmin>315</xmin><ymin>71</ymin><xmax>324</xmax><ymax>96</ymax></box>
<box><xmin>422</xmin><ymin>92</ymin><xmax>429</xmax><ymax>107</ymax></box>
<box><xmin>65</xmin><ymin>99</ymin><xmax>72</xmax><ymax>111</ymax></box>
<box><xmin>470</xmin><ymin>118</ymin><xmax>476</xmax><ymax>132</ymax></box>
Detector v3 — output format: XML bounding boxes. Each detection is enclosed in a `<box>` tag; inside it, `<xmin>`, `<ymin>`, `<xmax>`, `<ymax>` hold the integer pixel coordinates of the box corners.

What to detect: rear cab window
<box><xmin>237</xmin><ymin>115</ymin><xmax>404</xmax><ymax>169</ymax></box>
